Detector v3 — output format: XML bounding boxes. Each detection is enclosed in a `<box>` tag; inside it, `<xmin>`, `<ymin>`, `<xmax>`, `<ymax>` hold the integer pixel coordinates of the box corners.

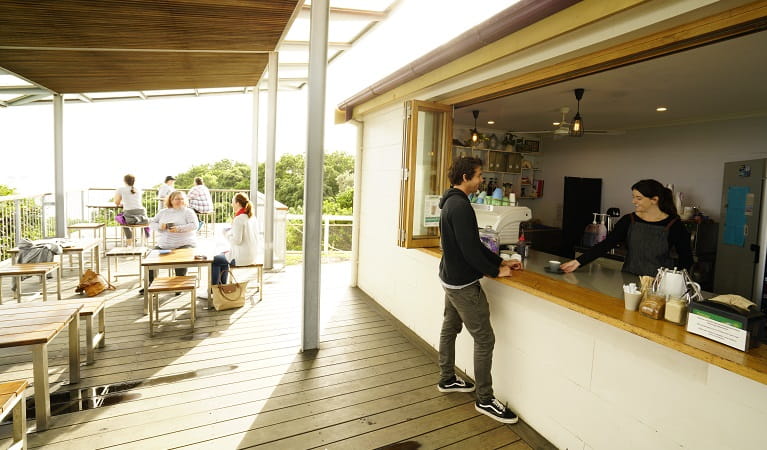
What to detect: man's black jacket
<box><xmin>439</xmin><ymin>187</ymin><xmax>502</xmax><ymax>285</ymax></box>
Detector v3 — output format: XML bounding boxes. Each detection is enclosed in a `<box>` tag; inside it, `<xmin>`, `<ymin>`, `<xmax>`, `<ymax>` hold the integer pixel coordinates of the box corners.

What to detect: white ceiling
<box><xmin>454</xmin><ymin>30</ymin><xmax>767</xmax><ymax>136</ymax></box>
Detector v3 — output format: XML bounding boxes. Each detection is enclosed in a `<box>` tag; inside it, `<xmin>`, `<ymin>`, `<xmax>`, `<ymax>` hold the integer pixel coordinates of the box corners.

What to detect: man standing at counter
<box><xmin>437</xmin><ymin>156</ymin><xmax>521</xmax><ymax>424</ymax></box>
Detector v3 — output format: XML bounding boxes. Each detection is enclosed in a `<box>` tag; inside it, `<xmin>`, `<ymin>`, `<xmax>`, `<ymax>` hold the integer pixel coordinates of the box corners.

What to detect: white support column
<box><xmin>250</xmin><ymin>85</ymin><xmax>260</xmax><ymax>216</ymax></box>
<box><xmin>264</xmin><ymin>53</ymin><xmax>278</xmax><ymax>270</ymax></box>
<box><xmin>53</xmin><ymin>94</ymin><xmax>66</xmax><ymax>237</ymax></box>
<box><xmin>302</xmin><ymin>0</ymin><xmax>329</xmax><ymax>351</ymax></box>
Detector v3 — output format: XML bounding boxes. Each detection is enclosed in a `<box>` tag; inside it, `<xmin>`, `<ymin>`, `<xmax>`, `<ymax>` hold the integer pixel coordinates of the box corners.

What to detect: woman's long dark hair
<box><xmin>631</xmin><ymin>179</ymin><xmax>677</xmax><ymax>216</ymax></box>
<box><xmin>124</xmin><ymin>174</ymin><xmax>136</xmax><ymax>194</ymax></box>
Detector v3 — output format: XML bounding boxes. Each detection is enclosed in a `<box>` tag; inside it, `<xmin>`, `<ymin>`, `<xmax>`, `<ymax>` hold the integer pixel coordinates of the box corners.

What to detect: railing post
<box><xmin>40</xmin><ymin>194</ymin><xmax>47</xmax><ymax>238</ymax></box>
<box><xmin>81</xmin><ymin>190</ymin><xmax>87</xmax><ymax>221</ymax></box>
<box><xmin>13</xmin><ymin>199</ymin><xmax>22</xmax><ymax>245</ymax></box>
<box><xmin>323</xmin><ymin>216</ymin><xmax>330</xmax><ymax>253</ymax></box>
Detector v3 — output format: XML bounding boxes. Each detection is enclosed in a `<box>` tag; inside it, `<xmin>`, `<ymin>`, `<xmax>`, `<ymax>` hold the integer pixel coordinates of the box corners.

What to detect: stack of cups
<box><xmin>623</xmin><ymin>283</ymin><xmax>642</xmax><ymax>311</ymax></box>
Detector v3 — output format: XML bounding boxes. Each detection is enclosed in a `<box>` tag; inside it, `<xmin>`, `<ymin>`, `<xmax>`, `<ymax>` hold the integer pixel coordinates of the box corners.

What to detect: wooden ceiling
<box><xmin>0</xmin><ymin>0</ymin><xmax>300</xmax><ymax>93</ymax></box>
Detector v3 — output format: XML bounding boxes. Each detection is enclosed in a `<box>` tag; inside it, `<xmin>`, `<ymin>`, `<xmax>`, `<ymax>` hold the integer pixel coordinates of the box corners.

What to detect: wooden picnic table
<box><xmin>9</xmin><ymin>237</ymin><xmax>101</xmax><ymax>278</ymax></box>
<box><xmin>0</xmin><ymin>302</ymin><xmax>82</xmax><ymax>431</ymax></box>
<box><xmin>67</xmin><ymin>222</ymin><xmax>107</xmax><ymax>256</ymax></box>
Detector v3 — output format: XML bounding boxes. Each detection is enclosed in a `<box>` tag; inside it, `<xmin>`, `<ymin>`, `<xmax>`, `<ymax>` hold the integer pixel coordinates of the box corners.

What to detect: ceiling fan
<box><xmin>511</xmin><ymin>88</ymin><xmax>624</xmax><ymax>137</ymax></box>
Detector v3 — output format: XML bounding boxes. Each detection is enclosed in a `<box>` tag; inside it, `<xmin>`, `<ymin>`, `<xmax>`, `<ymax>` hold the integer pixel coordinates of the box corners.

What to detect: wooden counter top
<box><xmin>420</xmin><ymin>247</ymin><xmax>767</xmax><ymax>385</ymax></box>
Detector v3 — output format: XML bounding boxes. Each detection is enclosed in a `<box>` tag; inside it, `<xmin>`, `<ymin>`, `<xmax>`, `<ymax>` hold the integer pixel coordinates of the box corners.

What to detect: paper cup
<box><xmin>624</xmin><ymin>291</ymin><xmax>642</xmax><ymax>311</ymax></box>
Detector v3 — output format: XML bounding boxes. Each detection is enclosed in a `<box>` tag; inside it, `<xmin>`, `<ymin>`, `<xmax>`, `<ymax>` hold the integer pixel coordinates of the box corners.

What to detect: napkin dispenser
<box><xmin>472</xmin><ymin>204</ymin><xmax>532</xmax><ymax>245</ymax></box>
<box><xmin>687</xmin><ymin>300</ymin><xmax>765</xmax><ymax>350</ymax></box>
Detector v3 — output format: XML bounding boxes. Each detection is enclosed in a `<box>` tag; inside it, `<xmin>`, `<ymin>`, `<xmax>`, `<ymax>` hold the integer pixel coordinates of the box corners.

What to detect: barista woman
<box><xmin>560</xmin><ymin>179</ymin><xmax>692</xmax><ymax>276</ymax></box>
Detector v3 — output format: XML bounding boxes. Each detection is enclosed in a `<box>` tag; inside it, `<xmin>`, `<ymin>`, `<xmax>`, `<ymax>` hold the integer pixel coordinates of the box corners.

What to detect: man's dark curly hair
<box><xmin>447</xmin><ymin>156</ymin><xmax>483</xmax><ymax>186</ymax></box>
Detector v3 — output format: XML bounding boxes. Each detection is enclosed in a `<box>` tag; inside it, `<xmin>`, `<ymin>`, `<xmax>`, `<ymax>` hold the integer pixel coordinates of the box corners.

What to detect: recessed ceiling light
<box><xmin>553</xmin><ymin>122</ymin><xmax>561</xmax><ymax>126</ymax></box>
<box><xmin>656</xmin><ymin>107</ymin><xmax>668</xmax><ymax>112</ymax></box>
<box><xmin>487</xmin><ymin>120</ymin><xmax>495</xmax><ymax>125</ymax></box>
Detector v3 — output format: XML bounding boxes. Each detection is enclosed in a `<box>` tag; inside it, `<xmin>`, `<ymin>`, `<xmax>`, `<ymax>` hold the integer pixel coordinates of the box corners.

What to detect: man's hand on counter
<box><xmin>502</xmin><ymin>260</ymin><xmax>523</xmax><ymax>271</ymax></box>
<box><xmin>497</xmin><ymin>265</ymin><xmax>513</xmax><ymax>277</ymax></box>
<box><xmin>560</xmin><ymin>260</ymin><xmax>580</xmax><ymax>273</ymax></box>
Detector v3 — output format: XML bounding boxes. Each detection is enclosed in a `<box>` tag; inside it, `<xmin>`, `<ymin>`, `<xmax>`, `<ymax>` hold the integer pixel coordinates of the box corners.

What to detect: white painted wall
<box><xmin>532</xmin><ymin>116</ymin><xmax>767</xmax><ymax>226</ymax></box>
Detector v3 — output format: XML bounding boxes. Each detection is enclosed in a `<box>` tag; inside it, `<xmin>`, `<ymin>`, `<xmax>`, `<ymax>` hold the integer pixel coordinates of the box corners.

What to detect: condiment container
<box><xmin>664</xmin><ymin>297</ymin><xmax>688</xmax><ymax>325</ymax></box>
<box><xmin>639</xmin><ymin>291</ymin><xmax>666</xmax><ymax>320</ymax></box>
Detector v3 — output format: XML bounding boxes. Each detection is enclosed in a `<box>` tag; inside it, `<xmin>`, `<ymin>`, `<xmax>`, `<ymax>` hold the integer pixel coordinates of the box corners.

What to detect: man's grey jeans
<box><xmin>439</xmin><ymin>281</ymin><xmax>495</xmax><ymax>402</ymax></box>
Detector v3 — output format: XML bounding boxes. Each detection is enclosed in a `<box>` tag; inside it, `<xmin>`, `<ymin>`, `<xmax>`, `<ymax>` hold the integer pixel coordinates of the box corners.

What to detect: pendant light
<box><xmin>471</xmin><ymin>110</ymin><xmax>480</xmax><ymax>143</ymax></box>
<box><xmin>569</xmin><ymin>88</ymin><xmax>585</xmax><ymax>137</ymax></box>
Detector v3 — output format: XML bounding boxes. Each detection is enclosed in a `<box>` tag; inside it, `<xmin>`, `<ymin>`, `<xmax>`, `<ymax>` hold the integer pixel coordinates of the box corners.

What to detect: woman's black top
<box><xmin>576</xmin><ymin>213</ymin><xmax>693</xmax><ymax>274</ymax></box>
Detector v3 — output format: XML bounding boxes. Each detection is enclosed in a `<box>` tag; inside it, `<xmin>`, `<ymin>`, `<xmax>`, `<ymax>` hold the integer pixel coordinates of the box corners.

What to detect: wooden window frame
<box><xmin>398</xmin><ymin>100</ymin><xmax>453</xmax><ymax>248</ymax></box>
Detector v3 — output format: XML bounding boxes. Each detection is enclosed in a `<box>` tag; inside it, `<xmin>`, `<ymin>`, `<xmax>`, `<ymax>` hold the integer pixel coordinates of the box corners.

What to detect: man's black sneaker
<box><xmin>437</xmin><ymin>376</ymin><xmax>475</xmax><ymax>393</ymax></box>
<box><xmin>475</xmin><ymin>398</ymin><xmax>518</xmax><ymax>424</ymax></box>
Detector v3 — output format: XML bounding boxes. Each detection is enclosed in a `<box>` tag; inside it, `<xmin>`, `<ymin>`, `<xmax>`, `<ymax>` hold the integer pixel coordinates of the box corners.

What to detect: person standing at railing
<box><xmin>139</xmin><ymin>191</ymin><xmax>198</xmax><ymax>295</ymax></box>
<box><xmin>114</xmin><ymin>174</ymin><xmax>148</xmax><ymax>240</ymax></box>
<box><xmin>205</xmin><ymin>192</ymin><xmax>259</xmax><ymax>296</ymax></box>
<box><xmin>157</xmin><ymin>175</ymin><xmax>176</xmax><ymax>210</ymax></box>
<box><xmin>187</xmin><ymin>177</ymin><xmax>214</xmax><ymax>230</ymax></box>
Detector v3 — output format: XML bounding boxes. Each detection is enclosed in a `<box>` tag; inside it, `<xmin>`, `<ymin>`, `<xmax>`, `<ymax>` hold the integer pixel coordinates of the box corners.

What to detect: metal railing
<box><xmin>1</xmin><ymin>188</ymin><xmax>352</xmax><ymax>265</ymax></box>
<box><xmin>0</xmin><ymin>193</ymin><xmax>56</xmax><ymax>261</ymax></box>
<box><xmin>286</xmin><ymin>214</ymin><xmax>353</xmax><ymax>253</ymax></box>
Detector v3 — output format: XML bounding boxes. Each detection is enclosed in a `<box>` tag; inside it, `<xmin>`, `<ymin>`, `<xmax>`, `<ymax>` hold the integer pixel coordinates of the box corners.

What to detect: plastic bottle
<box><xmin>515</xmin><ymin>232</ymin><xmax>529</xmax><ymax>258</ymax></box>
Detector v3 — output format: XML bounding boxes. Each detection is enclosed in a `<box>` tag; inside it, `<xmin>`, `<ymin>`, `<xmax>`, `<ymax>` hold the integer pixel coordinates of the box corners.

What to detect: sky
<box><xmin>0</xmin><ymin>0</ymin><xmax>514</xmax><ymax>195</ymax></box>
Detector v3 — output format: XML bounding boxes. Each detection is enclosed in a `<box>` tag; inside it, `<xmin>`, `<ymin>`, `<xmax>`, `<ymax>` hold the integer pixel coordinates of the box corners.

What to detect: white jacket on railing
<box><xmin>227</xmin><ymin>214</ymin><xmax>259</xmax><ymax>266</ymax></box>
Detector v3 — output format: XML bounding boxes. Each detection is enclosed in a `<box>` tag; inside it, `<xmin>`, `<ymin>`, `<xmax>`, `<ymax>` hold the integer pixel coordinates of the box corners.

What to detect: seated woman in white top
<box><xmin>140</xmin><ymin>191</ymin><xmax>199</xmax><ymax>293</ymax></box>
<box><xmin>211</xmin><ymin>192</ymin><xmax>260</xmax><ymax>285</ymax></box>
<box><xmin>114</xmin><ymin>174</ymin><xmax>148</xmax><ymax>239</ymax></box>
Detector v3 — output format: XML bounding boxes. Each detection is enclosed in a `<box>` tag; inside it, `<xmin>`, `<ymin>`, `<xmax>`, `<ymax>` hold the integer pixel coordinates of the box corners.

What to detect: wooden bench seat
<box><xmin>0</xmin><ymin>262</ymin><xmax>61</xmax><ymax>304</ymax></box>
<box><xmin>147</xmin><ymin>276</ymin><xmax>197</xmax><ymax>337</ymax></box>
<box><xmin>56</xmin><ymin>298</ymin><xmax>107</xmax><ymax>364</ymax></box>
<box><xmin>230</xmin><ymin>263</ymin><xmax>263</xmax><ymax>303</ymax></box>
<box><xmin>0</xmin><ymin>380</ymin><xmax>28</xmax><ymax>450</ymax></box>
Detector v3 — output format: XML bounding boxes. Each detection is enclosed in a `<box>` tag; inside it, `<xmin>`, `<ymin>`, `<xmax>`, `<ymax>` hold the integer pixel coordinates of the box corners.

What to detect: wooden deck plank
<box><xmin>440</xmin><ymin>424</ymin><xmax>523</xmax><ymax>450</ymax></box>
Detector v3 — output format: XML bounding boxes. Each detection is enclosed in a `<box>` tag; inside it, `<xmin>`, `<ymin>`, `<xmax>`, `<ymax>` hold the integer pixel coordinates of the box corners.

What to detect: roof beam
<box><xmin>0</xmin><ymin>86</ymin><xmax>50</xmax><ymax>95</ymax></box>
<box><xmin>300</xmin><ymin>5</ymin><xmax>387</xmax><ymax>20</ymax></box>
<box><xmin>7</xmin><ymin>93</ymin><xmax>49</xmax><ymax>106</ymax></box>
<box><xmin>280</xmin><ymin>41</ymin><xmax>352</xmax><ymax>51</ymax></box>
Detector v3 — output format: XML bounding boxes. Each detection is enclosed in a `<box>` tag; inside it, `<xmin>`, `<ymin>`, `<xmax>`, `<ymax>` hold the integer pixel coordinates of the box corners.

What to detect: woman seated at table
<box><xmin>114</xmin><ymin>174</ymin><xmax>148</xmax><ymax>240</ymax></box>
<box><xmin>211</xmin><ymin>192</ymin><xmax>260</xmax><ymax>286</ymax></box>
<box><xmin>140</xmin><ymin>191</ymin><xmax>199</xmax><ymax>294</ymax></box>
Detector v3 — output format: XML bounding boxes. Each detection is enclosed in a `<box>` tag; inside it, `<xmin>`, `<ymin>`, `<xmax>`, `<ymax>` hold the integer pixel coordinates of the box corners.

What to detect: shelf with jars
<box><xmin>451</xmin><ymin>143</ymin><xmax>543</xmax><ymax>199</ymax></box>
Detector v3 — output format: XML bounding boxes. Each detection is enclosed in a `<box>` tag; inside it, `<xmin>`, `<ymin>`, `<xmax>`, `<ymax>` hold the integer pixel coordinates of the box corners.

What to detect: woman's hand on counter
<box><xmin>560</xmin><ymin>260</ymin><xmax>580</xmax><ymax>273</ymax></box>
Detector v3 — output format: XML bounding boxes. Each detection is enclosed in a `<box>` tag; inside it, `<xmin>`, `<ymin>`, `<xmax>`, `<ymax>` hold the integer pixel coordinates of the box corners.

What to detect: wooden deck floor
<box><xmin>1</xmin><ymin>258</ymin><xmax>536</xmax><ymax>449</ymax></box>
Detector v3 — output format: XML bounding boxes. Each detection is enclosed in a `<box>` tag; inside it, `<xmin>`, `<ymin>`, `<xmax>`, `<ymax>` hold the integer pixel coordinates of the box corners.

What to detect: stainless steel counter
<box><xmin>521</xmin><ymin>249</ymin><xmax>638</xmax><ymax>300</ymax></box>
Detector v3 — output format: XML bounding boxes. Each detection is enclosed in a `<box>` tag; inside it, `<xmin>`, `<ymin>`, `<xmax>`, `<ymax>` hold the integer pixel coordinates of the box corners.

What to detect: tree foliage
<box><xmin>174</xmin><ymin>152</ymin><xmax>355</xmax><ymax>215</ymax></box>
<box><xmin>0</xmin><ymin>184</ymin><xmax>16</xmax><ymax>197</ymax></box>
<box><xmin>174</xmin><ymin>159</ymin><xmax>251</xmax><ymax>190</ymax></box>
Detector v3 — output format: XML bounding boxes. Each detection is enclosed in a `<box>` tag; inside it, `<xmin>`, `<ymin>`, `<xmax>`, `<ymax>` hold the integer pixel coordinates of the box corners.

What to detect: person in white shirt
<box><xmin>114</xmin><ymin>174</ymin><xmax>148</xmax><ymax>239</ymax></box>
<box><xmin>139</xmin><ymin>191</ymin><xmax>198</xmax><ymax>295</ymax></box>
<box><xmin>211</xmin><ymin>192</ymin><xmax>260</xmax><ymax>285</ymax></box>
<box><xmin>157</xmin><ymin>175</ymin><xmax>176</xmax><ymax>209</ymax></box>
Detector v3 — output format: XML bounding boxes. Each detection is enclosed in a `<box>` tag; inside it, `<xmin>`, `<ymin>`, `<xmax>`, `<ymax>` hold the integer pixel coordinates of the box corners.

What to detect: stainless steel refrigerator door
<box><xmin>714</xmin><ymin>159</ymin><xmax>767</xmax><ymax>305</ymax></box>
